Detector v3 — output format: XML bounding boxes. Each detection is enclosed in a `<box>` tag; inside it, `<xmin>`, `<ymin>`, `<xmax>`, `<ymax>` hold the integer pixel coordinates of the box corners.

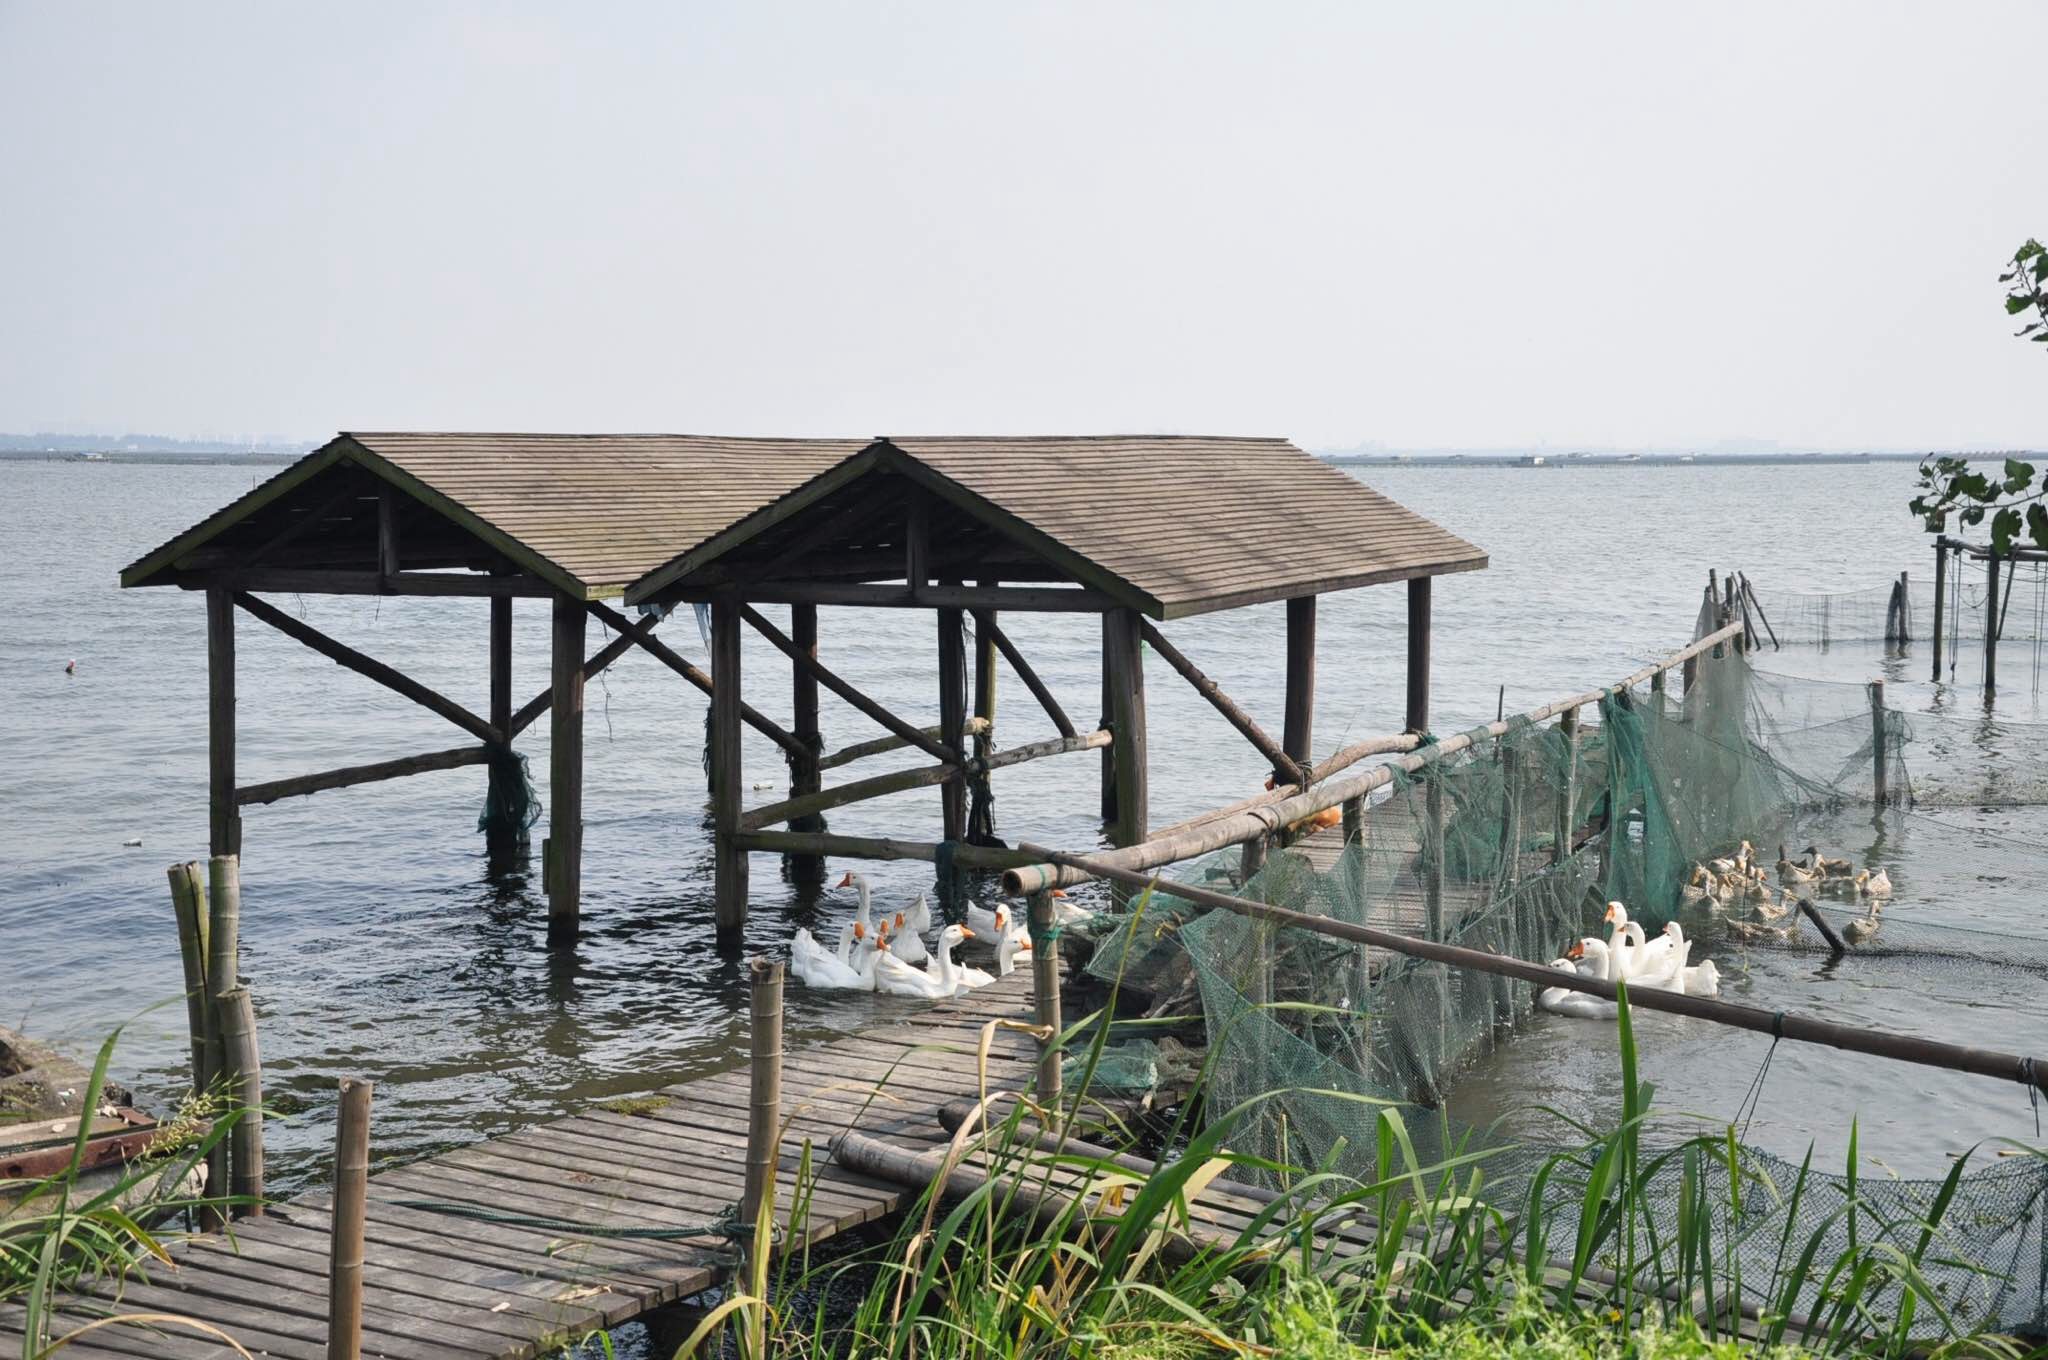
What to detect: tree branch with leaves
<box><xmin>1909</xmin><ymin>239</ymin><xmax>2048</xmax><ymax>552</ymax></box>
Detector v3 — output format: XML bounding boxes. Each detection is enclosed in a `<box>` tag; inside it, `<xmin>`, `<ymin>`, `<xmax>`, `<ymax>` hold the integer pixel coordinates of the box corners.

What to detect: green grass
<box><xmin>596</xmin><ymin>915</ymin><xmax>2037</xmax><ymax>1360</ymax></box>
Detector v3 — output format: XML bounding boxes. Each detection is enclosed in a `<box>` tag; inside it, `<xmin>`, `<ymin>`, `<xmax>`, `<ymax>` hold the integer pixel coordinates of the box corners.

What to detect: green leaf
<box><xmin>1992</xmin><ymin>507</ymin><xmax>2022</xmax><ymax>553</ymax></box>
<box><xmin>2032</xmin><ymin>257</ymin><xmax>2048</xmax><ymax>284</ymax></box>
<box><xmin>2006</xmin><ymin>294</ymin><xmax>2035</xmax><ymax>314</ymax></box>
<box><xmin>2004</xmin><ymin>458</ymin><xmax>2036</xmax><ymax>492</ymax></box>
<box><xmin>1963</xmin><ymin>506</ymin><xmax>1986</xmax><ymax>526</ymax></box>
<box><xmin>2018</xmin><ymin>239</ymin><xmax>2045</xmax><ymax>262</ymax></box>
<box><xmin>2027</xmin><ymin>504</ymin><xmax>2048</xmax><ymax>552</ymax></box>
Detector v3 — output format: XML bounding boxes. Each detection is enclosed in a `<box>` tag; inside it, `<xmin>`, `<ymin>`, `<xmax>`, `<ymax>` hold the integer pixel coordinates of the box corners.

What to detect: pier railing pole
<box><xmin>219</xmin><ymin>986</ymin><xmax>264</xmax><ymax>1217</ymax></box>
<box><xmin>743</xmin><ymin>958</ymin><xmax>785</xmax><ymax>1230</ymax></box>
<box><xmin>1029</xmin><ymin>890</ymin><xmax>1062</xmax><ymax>1105</ymax></box>
<box><xmin>328</xmin><ymin>1077</ymin><xmax>372</xmax><ymax>1360</ymax></box>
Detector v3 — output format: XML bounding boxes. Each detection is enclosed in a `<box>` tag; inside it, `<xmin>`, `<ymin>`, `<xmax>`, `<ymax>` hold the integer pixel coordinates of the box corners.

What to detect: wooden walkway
<box><xmin>0</xmin><ymin>966</ymin><xmax>1061</xmax><ymax>1360</ymax></box>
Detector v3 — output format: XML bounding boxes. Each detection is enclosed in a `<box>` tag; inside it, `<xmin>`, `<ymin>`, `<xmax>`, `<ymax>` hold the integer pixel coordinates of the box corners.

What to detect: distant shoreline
<box><xmin>0</xmin><ymin>450</ymin><xmax>299</xmax><ymax>466</ymax></box>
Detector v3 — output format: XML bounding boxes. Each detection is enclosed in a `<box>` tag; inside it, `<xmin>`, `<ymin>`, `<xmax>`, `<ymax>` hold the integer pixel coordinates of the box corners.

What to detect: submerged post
<box><xmin>206</xmin><ymin>587</ymin><xmax>238</xmax><ymax>858</ymax></box>
<box><xmin>1869</xmin><ymin>679</ymin><xmax>1888</xmax><ymax>807</ymax></box>
<box><xmin>1405</xmin><ymin>578</ymin><xmax>1432</xmax><ymax>734</ymax></box>
<box><xmin>548</xmin><ymin>596</ymin><xmax>586</xmax><ymax>946</ymax></box>
<box><xmin>712</xmin><ymin>598</ymin><xmax>747</xmax><ymax>934</ymax></box>
<box><xmin>218</xmin><ymin>986</ymin><xmax>264</xmax><ymax>1216</ymax></box>
<box><xmin>486</xmin><ymin>595</ymin><xmax>519</xmax><ymax>863</ymax></box>
<box><xmin>1930</xmin><ymin>538</ymin><xmax>1948</xmax><ymax>683</ymax></box>
<box><xmin>1985</xmin><ymin>550</ymin><xmax>2001</xmax><ymax>703</ymax></box>
<box><xmin>1029</xmin><ymin>890</ymin><xmax>1062</xmax><ymax>1104</ymax></box>
<box><xmin>742</xmin><ymin>958</ymin><xmax>785</xmax><ymax>1229</ymax></box>
<box><xmin>328</xmin><ymin>1077</ymin><xmax>372</xmax><ymax>1360</ymax></box>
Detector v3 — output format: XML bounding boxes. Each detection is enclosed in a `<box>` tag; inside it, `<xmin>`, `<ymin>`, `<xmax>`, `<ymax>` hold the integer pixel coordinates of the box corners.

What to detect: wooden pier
<box><xmin>1</xmin><ymin>967</ymin><xmax>1061</xmax><ymax>1360</ymax></box>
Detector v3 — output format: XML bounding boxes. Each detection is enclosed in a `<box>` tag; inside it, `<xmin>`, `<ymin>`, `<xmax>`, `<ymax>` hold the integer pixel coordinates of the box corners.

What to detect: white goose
<box><xmin>875</xmin><ymin>925</ymin><xmax>977</xmax><ymax>999</ymax></box>
<box><xmin>790</xmin><ymin>921</ymin><xmax>881</xmax><ymax>991</ymax></box>
<box><xmin>1537</xmin><ymin>958</ymin><xmax>1619</xmax><ymax>1020</ymax></box>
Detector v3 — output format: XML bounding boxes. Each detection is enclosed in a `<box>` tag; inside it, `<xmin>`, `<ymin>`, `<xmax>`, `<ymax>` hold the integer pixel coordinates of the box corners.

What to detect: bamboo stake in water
<box><xmin>203</xmin><ymin>855</ymin><xmax>240</xmax><ymax>1215</ymax></box>
<box><xmin>166</xmin><ymin>862</ymin><xmax>209</xmax><ymax>1097</ymax></box>
<box><xmin>328</xmin><ymin>1078</ymin><xmax>372</xmax><ymax>1360</ymax></box>
<box><xmin>742</xmin><ymin>958</ymin><xmax>784</xmax><ymax>1231</ymax></box>
<box><xmin>218</xmin><ymin>986</ymin><xmax>264</xmax><ymax>1217</ymax></box>
<box><xmin>1029</xmin><ymin>891</ymin><xmax>1063</xmax><ymax>1104</ymax></box>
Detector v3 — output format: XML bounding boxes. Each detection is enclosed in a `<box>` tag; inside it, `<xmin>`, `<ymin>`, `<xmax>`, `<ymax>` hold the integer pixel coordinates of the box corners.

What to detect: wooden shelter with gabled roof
<box><xmin>121</xmin><ymin>431</ymin><xmax>1484</xmax><ymax>944</ymax></box>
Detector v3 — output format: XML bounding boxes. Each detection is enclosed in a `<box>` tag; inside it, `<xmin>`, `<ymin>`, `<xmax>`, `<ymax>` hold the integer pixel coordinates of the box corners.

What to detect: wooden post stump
<box><xmin>218</xmin><ymin>986</ymin><xmax>264</xmax><ymax>1216</ymax></box>
<box><xmin>743</xmin><ymin>958</ymin><xmax>785</xmax><ymax>1229</ymax></box>
<box><xmin>327</xmin><ymin>1078</ymin><xmax>372</xmax><ymax>1360</ymax></box>
<box><xmin>167</xmin><ymin>862</ymin><xmax>210</xmax><ymax>1098</ymax></box>
<box><xmin>1029</xmin><ymin>891</ymin><xmax>1062</xmax><ymax>1104</ymax></box>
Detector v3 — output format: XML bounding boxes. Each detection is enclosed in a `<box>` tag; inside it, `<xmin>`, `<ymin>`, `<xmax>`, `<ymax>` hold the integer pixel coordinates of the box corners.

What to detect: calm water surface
<box><xmin>5</xmin><ymin>458</ymin><xmax>2042</xmax><ymax>1190</ymax></box>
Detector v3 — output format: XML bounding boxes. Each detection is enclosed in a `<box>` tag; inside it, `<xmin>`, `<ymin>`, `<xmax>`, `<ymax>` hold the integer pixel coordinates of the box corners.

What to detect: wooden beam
<box><xmin>677</xmin><ymin>582</ymin><xmax>1114</xmax><ymax>612</ymax></box>
<box><xmin>976</xmin><ymin>611</ymin><xmax>1076</xmax><ymax>739</ymax></box>
<box><xmin>741</xmin><ymin>729</ymin><xmax>1110</xmax><ymax>831</ymax></box>
<box><xmin>238</xmin><ymin>745</ymin><xmax>489</xmax><ymax>806</ymax></box>
<box><xmin>729</xmin><ymin>828</ymin><xmax>1040</xmax><ymax>870</ymax></box>
<box><xmin>738</xmin><ymin>603</ymin><xmax>958</xmax><ymax>766</ymax></box>
<box><xmin>937</xmin><ymin>596</ymin><xmax>967</xmax><ymax>842</ymax></box>
<box><xmin>508</xmin><ymin>612</ymin><xmax>647</xmax><ymax>739</ymax></box>
<box><xmin>789</xmin><ymin>604</ymin><xmax>824</xmax><ymax>835</ymax></box>
<box><xmin>1282</xmin><ymin>596</ymin><xmax>1316</xmax><ymax>785</ymax></box>
<box><xmin>581</xmin><ymin>600</ymin><xmax>808</xmax><ymax>760</ymax></box>
<box><xmin>178</xmin><ymin>568</ymin><xmax>555</xmax><ymax>597</ymax></box>
<box><xmin>548</xmin><ymin>596</ymin><xmax>585</xmax><ymax>946</ymax></box>
<box><xmin>816</xmin><ymin>717</ymin><xmax>989</xmax><ymax>772</ymax></box>
<box><xmin>712</xmin><ymin>599</ymin><xmax>748</xmax><ymax>934</ymax></box>
<box><xmin>1405</xmin><ymin>576</ymin><xmax>1432</xmax><ymax>734</ymax></box>
<box><xmin>207</xmin><ymin>588</ymin><xmax>238</xmax><ymax>857</ymax></box>
<box><xmin>1136</xmin><ymin>618</ymin><xmax>1306</xmax><ymax>788</ymax></box>
<box><xmin>1105</xmin><ymin>608</ymin><xmax>1148</xmax><ymax>855</ymax></box>
<box><xmin>233</xmin><ymin>592</ymin><xmax>502</xmax><ymax>747</ymax></box>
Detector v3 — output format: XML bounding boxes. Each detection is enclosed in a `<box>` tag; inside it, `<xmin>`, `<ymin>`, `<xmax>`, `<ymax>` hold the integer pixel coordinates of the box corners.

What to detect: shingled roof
<box><xmin>627</xmin><ymin>436</ymin><xmax>1486</xmax><ymax>618</ymax></box>
<box><xmin>121</xmin><ymin>432</ymin><xmax>1485</xmax><ymax>613</ymax></box>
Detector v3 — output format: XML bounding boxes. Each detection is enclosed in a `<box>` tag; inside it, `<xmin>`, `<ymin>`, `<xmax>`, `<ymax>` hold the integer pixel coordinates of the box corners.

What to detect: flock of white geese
<box><xmin>788</xmin><ymin>872</ymin><xmax>1090</xmax><ymax>1000</ymax></box>
<box><xmin>1537</xmin><ymin>841</ymin><xmax>1895</xmax><ymax>1023</ymax></box>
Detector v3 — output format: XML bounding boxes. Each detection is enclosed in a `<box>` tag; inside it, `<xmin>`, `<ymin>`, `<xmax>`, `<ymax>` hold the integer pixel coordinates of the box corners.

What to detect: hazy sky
<box><xmin>2</xmin><ymin>3</ymin><xmax>2042</xmax><ymax>449</ymax></box>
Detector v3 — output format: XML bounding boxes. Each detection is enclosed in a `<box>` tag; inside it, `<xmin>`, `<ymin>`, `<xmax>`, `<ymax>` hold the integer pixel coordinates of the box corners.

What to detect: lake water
<box><xmin>6</xmin><ymin>457</ymin><xmax>2044</xmax><ymax>1193</ymax></box>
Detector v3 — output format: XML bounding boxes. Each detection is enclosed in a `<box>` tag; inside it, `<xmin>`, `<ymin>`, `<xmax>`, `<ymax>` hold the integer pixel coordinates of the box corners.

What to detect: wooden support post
<box><xmin>1099</xmin><ymin>616</ymin><xmax>1117</xmax><ymax>821</ymax></box>
<box><xmin>548</xmin><ymin>596</ymin><xmax>585</xmax><ymax>946</ymax></box>
<box><xmin>375</xmin><ymin>485</ymin><xmax>400</xmax><ymax>581</ymax></box>
<box><xmin>1650</xmin><ymin>669</ymin><xmax>1667</xmax><ymax>718</ymax></box>
<box><xmin>973</xmin><ymin>600</ymin><xmax>999</xmax><ymax>764</ymax></box>
<box><xmin>486</xmin><ymin>596</ymin><xmax>519</xmax><ymax>861</ymax></box>
<box><xmin>742</xmin><ymin>958</ymin><xmax>784</xmax><ymax>1229</ymax></box>
<box><xmin>1342</xmin><ymin>794</ymin><xmax>1366</xmax><ymax>902</ymax></box>
<box><xmin>1498</xmin><ymin>741</ymin><xmax>1522</xmax><ymax>891</ymax></box>
<box><xmin>206</xmin><ymin>588</ymin><xmax>239</xmax><ymax>857</ymax></box>
<box><xmin>1554</xmin><ymin>706</ymin><xmax>1579</xmax><ymax>865</ymax></box>
<box><xmin>1029</xmin><ymin>891</ymin><xmax>1062</xmax><ymax>1103</ymax></box>
<box><xmin>218</xmin><ymin>986</ymin><xmax>264</xmax><ymax>1217</ymax></box>
<box><xmin>1104</xmin><ymin>609</ymin><xmax>1149</xmax><ymax>871</ymax></box>
<box><xmin>938</xmin><ymin>597</ymin><xmax>967</xmax><ymax>844</ymax></box>
<box><xmin>1239</xmin><ymin>833</ymin><xmax>1267</xmax><ymax>884</ymax></box>
<box><xmin>327</xmin><ymin>1077</ymin><xmax>372</xmax><ymax>1360</ymax></box>
<box><xmin>1405</xmin><ymin>577</ymin><xmax>1432</xmax><ymax>734</ymax></box>
<box><xmin>712</xmin><ymin>598</ymin><xmax>748</xmax><ymax>935</ymax></box>
<box><xmin>1931</xmin><ymin>539</ymin><xmax>1948</xmax><ymax>682</ymax></box>
<box><xmin>1869</xmin><ymin>679</ymin><xmax>1888</xmax><ymax>807</ymax></box>
<box><xmin>1985</xmin><ymin>551</ymin><xmax>2001</xmax><ymax>702</ymax></box>
<box><xmin>789</xmin><ymin>604</ymin><xmax>824</xmax><ymax>843</ymax></box>
<box><xmin>1282</xmin><ymin>596</ymin><xmax>1317</xmax><ymax>786</ymax></box>
<box><xmin>1423</xmin><ymin>775</ymin><xmax>1445</xmax><ymax>941</ymax></box>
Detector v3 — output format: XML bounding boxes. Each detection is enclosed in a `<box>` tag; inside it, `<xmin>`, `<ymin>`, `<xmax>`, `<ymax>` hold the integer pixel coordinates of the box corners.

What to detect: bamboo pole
<box><xmin>218</xmin><ymin>986</ymin><xmax>264</xmax><ymax>1216</ymax></box>
<box><xmin>816</xmin><ymin>717</ymin><xmax>990</xmax><ymax>772</ymax></box>
<box><xmin>976</xmin><ymin>611</ymin><xmax>1075</xmax><ymax>739</ymax></box>
<box><xmin>1931</xmin><ymin>540</ymin><xmax>1948</xmax><ymax>682</ymax></box>
<box><xmin>740</xmin><ymin>604</ymin><xmax>958</xmax><ymax>766</ymax></box>
<box><xmin>1553</xmin><ymin>707</ymin><xmax>1578</xmax><ymax>866</ymax></box>
<box><xmin>1137</xmin><ymin>619</ymin><xmax>1305</xmax><ymax>787</ymax></box>
<box><xmin>1739</xmin><ymin>573</ymin><xmax>1779</xmax><ymax>651</ymax></box>
<box><xmin>1029</xmin><ymin>891</ymin><xmax>1062</xmax><ymax>1104</ymax></box>
<box><xmin>1002</xmin><ymin>620</ymin><xmax>1746</xmax><ymax>895</ymax></box>
<box><xmin>327</xmin><ymin>1077</ymin><xmax>372</xmax><ymax>1360</ymax></box>
<box><xmin>1018</xmin><ymin>842</ymin><xmax>2048</xmax><ymax>1094</ymax></box>
<box><xmin>742</xmin><ymin>959</ymin><xmax>784</xmax><ymax>1229</ymax></box>
<box><xmin>741</xmin><ymin>730</ymin><xmax>1110</xmax><ymax>831</ymax></box>
<box><xmin>1797</xmin><ymin>898</ymin><xmax>1848</xmax><ymax>958</ymax></box>
<box><xmin>1869</xmin><ymin>679</ymin><xmax>1888</xmax><ymax>807</ymax></box>
<box><xmin>203</xmin><ymin>855</ymin><xmax>240</xmax><ymax>1218</ymax></box>
<box><xmin>167</xmin><ymin>863</ymin><xmax>210</xmax><ymax>1098</ymax></box>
